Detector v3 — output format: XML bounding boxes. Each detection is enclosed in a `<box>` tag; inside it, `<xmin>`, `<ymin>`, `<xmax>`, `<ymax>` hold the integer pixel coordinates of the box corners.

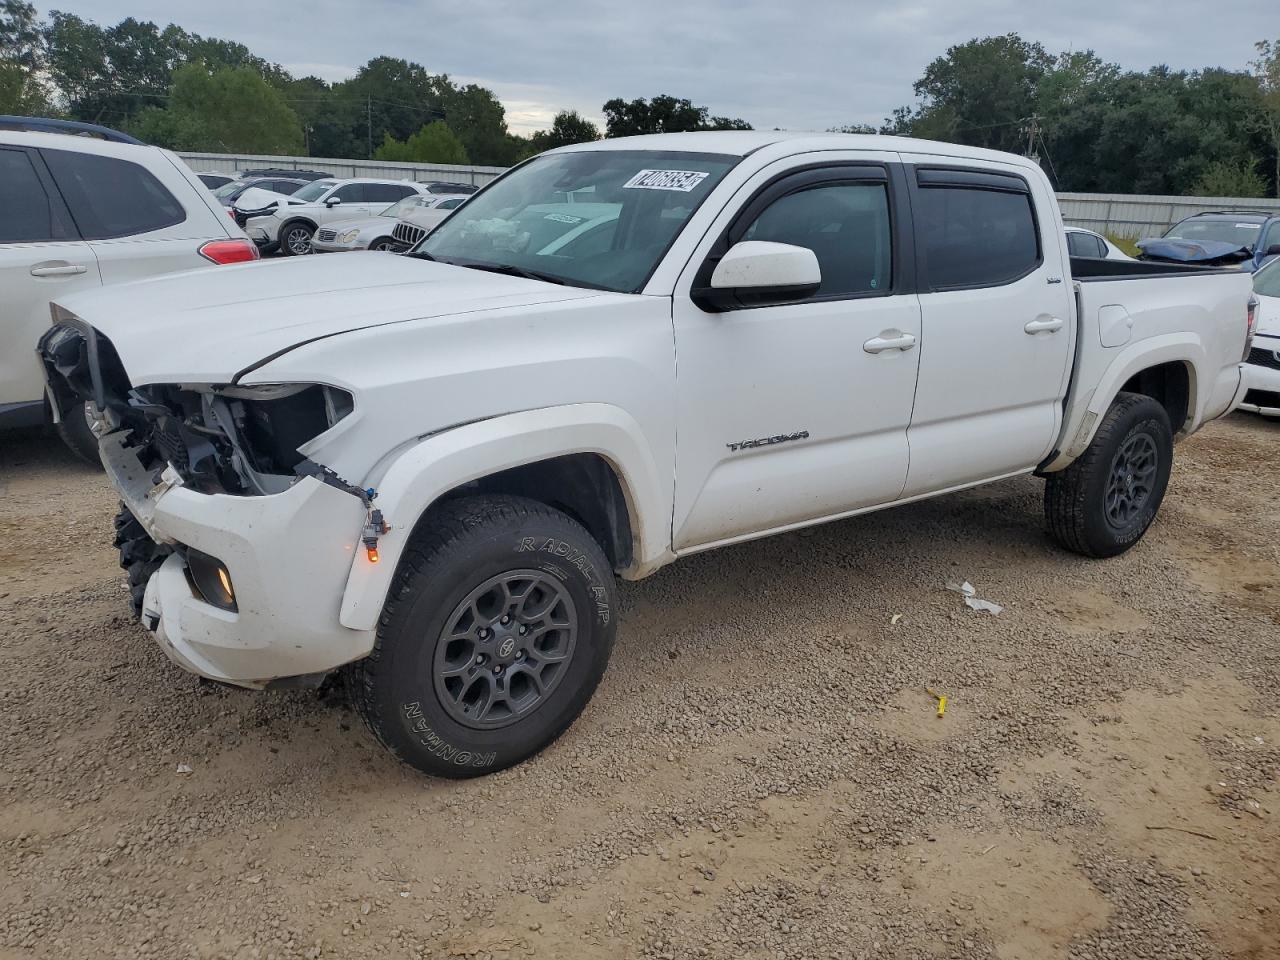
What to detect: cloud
<box><xmin>62</xmin><ymin>0</ymin><xmax>1271</xmax><ymax>135</ymax></box>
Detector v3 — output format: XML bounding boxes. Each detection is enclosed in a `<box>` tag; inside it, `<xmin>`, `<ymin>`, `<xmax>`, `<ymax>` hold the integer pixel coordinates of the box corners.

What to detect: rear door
<box><xmin>41</xmin><ymin>146</ymin><xmax>209</xmax><ymax>287</ymax></box>
<box><xmin>0</xmin><ymin>145</ymin><xmax>100</xmax><ymax>411</ymax></box>
<box><xmin>900</xmin><ymin>160</ymin><xmax>1074</xmax><ymax>496</ymax></box>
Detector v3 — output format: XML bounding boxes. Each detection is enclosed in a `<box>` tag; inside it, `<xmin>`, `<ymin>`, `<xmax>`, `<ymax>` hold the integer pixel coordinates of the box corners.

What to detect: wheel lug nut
<box><xmin>492</xmin><ymin>665</ymin><xmax>502</xmax><ymax>674</ymax></box>
<box><xmin>501</xmin><ymin>615</ymin><xmax>510</xmax><ymax>624</ymax></box>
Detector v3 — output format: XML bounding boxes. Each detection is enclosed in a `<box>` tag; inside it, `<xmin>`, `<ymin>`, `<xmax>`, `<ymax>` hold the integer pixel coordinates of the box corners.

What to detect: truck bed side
<box><xmin>1042</xmin><ymin>258</ymin><xmax>1251</xmax><ymax>471</ymax></box>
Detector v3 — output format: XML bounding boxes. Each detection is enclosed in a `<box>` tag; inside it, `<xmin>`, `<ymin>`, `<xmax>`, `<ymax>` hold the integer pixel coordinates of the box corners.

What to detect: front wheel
<box><xmin>369</xmin><ymin>237</ymin><xmax>398</xmax><ymax>252</ymax></box>
<box><xmin>1045</xmin><ymin>392</ymin><xmax>1173</xmax><ymax>558</ymax></box>
<box><xmin>279</xmin><ymin>221</ymin><xmax>315</xmax><ymax>256</ymax></box>
<box><xmin>349</xmin><ymin>495</ymin><xmax>618</xmax><ymax>778</ymax></box>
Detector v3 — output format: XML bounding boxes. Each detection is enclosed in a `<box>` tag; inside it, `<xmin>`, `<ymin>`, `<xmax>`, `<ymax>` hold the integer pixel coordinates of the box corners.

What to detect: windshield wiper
<box><xmin>452</xmin><ymin>260</ymin><xmax>567</xmax><ymax>285</ymax></box>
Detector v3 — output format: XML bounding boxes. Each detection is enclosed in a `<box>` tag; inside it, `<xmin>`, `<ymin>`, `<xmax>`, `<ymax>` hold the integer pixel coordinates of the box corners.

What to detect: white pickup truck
<box><xmin>38</xmin><ymin>132</ymin><xmax>1255</xmax><ymax>778</ymax></box>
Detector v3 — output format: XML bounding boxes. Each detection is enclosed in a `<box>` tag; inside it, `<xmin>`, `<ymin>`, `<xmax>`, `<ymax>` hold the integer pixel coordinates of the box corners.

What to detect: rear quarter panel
<box><xmin>1050</xmin><ymin>270</ymin><xmax>1251</xmax><ymax>465</ymax></box>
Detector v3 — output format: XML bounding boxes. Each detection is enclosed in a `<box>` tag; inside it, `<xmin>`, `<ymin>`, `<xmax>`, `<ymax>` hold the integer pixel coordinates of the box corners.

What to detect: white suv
<box><xmin>0</xmin><ymin>117</ymin><xmax>258</xmax><ymax>460</ymax></box>
<box><xmin>242</xmin><ymin>178</ymin><xmax>431</xmax><ymax>256</ymax></box>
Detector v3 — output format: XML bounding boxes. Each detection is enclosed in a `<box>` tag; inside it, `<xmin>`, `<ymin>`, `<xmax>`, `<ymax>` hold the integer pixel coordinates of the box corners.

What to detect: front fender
<box><xmin>338</xmin><ymin>402</ymin><xmax>671</xmax><ymax>632</ymax></box>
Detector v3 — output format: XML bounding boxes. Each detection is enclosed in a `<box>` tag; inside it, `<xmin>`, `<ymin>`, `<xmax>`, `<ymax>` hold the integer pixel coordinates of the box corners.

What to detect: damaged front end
<box><xmin>38</xmin><ymin>318</ymin><xmax>384</xmax><ymax>686</ymax></box>
<box><xmin>39</xmin><ymin>319</ymin><xmax>357</xmax><ymax>498</ymax></box>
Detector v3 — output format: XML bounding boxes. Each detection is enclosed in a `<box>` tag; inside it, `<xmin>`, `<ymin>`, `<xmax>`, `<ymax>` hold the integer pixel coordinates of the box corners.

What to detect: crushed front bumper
<box><xmin>102</xmin><ymin>433</ymin><xmax>376</xmax><ymax>688</ymax></box>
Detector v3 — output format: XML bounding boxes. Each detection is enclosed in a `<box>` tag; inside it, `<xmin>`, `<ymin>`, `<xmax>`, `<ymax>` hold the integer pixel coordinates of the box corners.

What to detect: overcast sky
<box><xmin>64</xmin><ymin>1</ymin><xmax>1273</xmax><ymax>135</ymax></box>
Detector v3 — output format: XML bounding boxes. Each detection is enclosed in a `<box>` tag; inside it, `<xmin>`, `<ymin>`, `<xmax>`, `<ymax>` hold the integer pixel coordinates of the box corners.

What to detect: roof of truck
<box><xmin>552</xmin><ymin>130</ymin><xmax>1040</xmax><ymax>168</ymax></box>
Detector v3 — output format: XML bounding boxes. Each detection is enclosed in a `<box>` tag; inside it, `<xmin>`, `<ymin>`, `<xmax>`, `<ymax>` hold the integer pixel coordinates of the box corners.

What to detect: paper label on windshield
<box><xmin>623</xmin><ymin>169</ymin><xmax>709</xmax><ymax>192</ymax></box>
<box><xmin>1236</xmin><ymin>223</ymin><xmax>1261</xmax><ymax>230</ymax></box>
<box><xmin>543</xmin><ymin>213</ymin><xmax>584</xmax><ymax>224</ymax></box>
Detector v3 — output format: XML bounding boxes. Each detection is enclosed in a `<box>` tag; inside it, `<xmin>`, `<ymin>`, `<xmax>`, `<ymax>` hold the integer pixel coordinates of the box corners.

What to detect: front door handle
<box><xmin>863</xmin><ymin>332</ymin><xmax>917</xmax><ymax>354</ymax></box>
<box><xmin>30</xmin><ymin>262</ymin><xmax>88</xmax><ymax>278</ymax></box>
<box><xmin>1024</xmin><ymin>317</ymin><xmax>1064</xmax><ymax>334</ymax></box>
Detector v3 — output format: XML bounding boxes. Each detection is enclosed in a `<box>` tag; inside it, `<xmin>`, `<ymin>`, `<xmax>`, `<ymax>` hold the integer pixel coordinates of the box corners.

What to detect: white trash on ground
<box><xmin>945</xmin><ymin>580</ymin><xmax>1004</xmax><ymax>616</ymax></box>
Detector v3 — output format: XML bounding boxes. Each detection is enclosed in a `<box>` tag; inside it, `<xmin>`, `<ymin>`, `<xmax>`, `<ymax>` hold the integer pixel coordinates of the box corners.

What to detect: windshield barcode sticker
<box><xmin>543</xmin><ymin>213</ymin><xmax>584</xmax><ymax>224</ymax></box>
<box><xmin>623</xmin><ymin>169</ymin><xmax>710</xmax><ymax>192</ymax></box>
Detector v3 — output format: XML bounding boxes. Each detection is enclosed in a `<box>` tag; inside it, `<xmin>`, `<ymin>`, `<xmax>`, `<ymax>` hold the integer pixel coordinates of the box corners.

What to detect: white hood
<box><xmin>53</xmin><ymin>254</ymin><xmax>602</xmax><ymax>386</ymax></box>
<box><xmin>232</xmin><ymin>186</ymin><xmax>293</xmax><ymax>212</ymax></box>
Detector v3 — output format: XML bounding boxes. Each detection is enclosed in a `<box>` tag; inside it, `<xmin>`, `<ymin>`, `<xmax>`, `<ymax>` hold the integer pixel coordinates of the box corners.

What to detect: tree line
<box><xmin>1</xmin><ymin>3</ymin><xmax>1277</xmax><ymax>196</ymax></box>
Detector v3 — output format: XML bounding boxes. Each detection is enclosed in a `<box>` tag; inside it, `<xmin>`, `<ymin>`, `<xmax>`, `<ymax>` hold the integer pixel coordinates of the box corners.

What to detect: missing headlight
<box><xmin>219</xmin><ymin>383</ymin><xmax>353</xmax><ymax>474</ymax></box>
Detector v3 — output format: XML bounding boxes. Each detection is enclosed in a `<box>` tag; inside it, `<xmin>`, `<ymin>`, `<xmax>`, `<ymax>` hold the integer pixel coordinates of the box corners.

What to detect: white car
<box><xmin>1238</xmin><ymin>257</ymin><xmax>1280</xmax><ymax>416</ymax></box>
<box><xmin>244</xmin><ymin>178</ymin><xmax>430</xmax><ymax>256</ymax></box>
<box><xmin>312</xmin><ymin>195</ymin><xmax>469</xmax><ymax>253</ymax></box>
<box><xmin>382</xmin><ymin>195</ymin><xmax>472</xmax><ymax>248</ymax></box>
<box><xmin>0</xmin><ymin>118</ymin><xmax>257</xmax><ymax>460</ymax></box>
<box><xmin>1065</xmin><ymin>226</ymin><xmax>1134</xmax><ymax>260</ymax></box>
<box><xmin>41</xmin><ymin>131</ymin><xmax>1252</xmax><ymax>778</ymax></box>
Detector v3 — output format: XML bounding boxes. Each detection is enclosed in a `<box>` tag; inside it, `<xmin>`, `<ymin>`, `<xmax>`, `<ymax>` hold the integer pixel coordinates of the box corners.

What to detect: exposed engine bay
<box><xmin>38</xmin><ymin>320</ymin><xmax>355</xmax><ymax>497</ymax></box>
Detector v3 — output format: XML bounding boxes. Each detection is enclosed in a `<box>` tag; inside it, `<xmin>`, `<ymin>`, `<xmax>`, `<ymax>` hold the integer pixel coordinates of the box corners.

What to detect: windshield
<box><xmin>418</xmin><ymin>150</ymin><xmax>738</xmax><ymax>292</ymax></box>
<box><xmin>214</xmin><ymin>180</ymin><xmax>246</xmax><ymax>200</ymax></box>
<box><xmin>381</xmin><ymin>195</ymin><xmax>427</xmax><ymax>218</ymax></box>
<box><xmin>293</xmin><ymin>180</ymin><xmax>336</xmax><ymax>203</ymax></box>
<box><xmin>1164</xmin><ymin>218</ymin><xmax>1262</xmax><ymax>248</ymax></box>
<box><xmin>1255</xmin><ymin>258</ymin><xmax>1280</xmax><ymax>298</ymax></box>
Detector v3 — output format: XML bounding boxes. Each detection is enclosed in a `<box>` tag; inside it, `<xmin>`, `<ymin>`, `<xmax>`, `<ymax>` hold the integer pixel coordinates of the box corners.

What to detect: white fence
<box><xmin>177</xmin><ymin>151</ymin><xmax>507</xmax><ymax>187</ymax></box>
<box><xmin>179</xmin><ymin>151</ymin><xmax>1280</xmax><ymax>238</ymax></box>
<box><xmin>1058</xmin><ymin>193</ymin><xmax>1280</xmax><ymax>239</ymax></box>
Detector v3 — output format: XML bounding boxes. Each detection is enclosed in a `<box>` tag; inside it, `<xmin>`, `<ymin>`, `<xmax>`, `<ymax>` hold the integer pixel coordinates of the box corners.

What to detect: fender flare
<box><xmin>1056</xmin><ymin>334</ymin><xmax>1204</xmax><ymax>464</ymax></box>
<box><xmin>338</xmin><ymin>402</ymin><xmax>669</xmax><ymax>632</ymax></box>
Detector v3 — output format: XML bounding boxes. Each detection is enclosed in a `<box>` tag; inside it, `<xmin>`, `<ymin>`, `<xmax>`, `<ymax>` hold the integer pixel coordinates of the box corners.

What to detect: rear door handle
<box><xmin>1024</xmin><ymin>317</ymin><xmax>1064</xmax><ymax>334</ymax></box>
<box><xmin>863</xmin><ymin>332</ymin><xmax>917</xmax><ymax>354</ymax></box>
<box><xmin>30</xmin><ymin>263</ymin><xmax>88</xmax><ymax>278</ymax></box>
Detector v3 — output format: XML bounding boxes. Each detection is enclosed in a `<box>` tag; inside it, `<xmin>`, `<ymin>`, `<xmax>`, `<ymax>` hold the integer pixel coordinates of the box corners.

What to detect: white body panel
<box><xmin>244</xmin><ymin>179</ymin><xmax>430</xmax><ymax>247</ymax></box>
<box><xmin>1238</xmin><ymin>290</ymin><xmax>1280</xmax><ymax>416</ymax></box>
<box><xmin>0</xmin><ymin>133</ymin><xmax>240</xmax><ymax>411</ymax></box>
<box><xmin>49</xmin><ymin>131</ymin><xmax>1253</xmax><ymax>687</ymax></box>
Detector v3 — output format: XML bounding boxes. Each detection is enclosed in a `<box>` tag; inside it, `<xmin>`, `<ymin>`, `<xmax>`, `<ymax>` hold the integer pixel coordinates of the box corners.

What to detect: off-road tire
<box><xmin>113</xmin><ymin>505</ymin><xmax>172</xmax><ymax>617</ymax></box>
<box><xmin>1045</xmin><ymin>391</ymin><xmax>1173</xmax><ymax>558</ymax></box>
<box><xmin>349</xmin><ymin>495</ymin><xmax>617</xmax><ymax>779</ymax></box>
<box><xmin>279</xmin><ymin>220</ymin><xmax>315</xmax><ymax>256</ymax></box>
<box><xmin>56</xmin><ymin>401</ymin><xmax>101</xmax><ymax>466</ymax></box>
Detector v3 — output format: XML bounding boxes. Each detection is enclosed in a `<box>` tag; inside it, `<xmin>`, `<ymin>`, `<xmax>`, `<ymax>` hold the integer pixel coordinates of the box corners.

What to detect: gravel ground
<box><xmin>1</xmin><ymin>414</ymin><xmax>1278</xmax><ymax>960</ymax></box>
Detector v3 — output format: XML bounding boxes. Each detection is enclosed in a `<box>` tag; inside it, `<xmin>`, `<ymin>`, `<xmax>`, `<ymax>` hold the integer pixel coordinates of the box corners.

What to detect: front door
<box><xmin>899</xmin><ymin>159</ymin><xmax>1075</xmax><ymax>497</ymax></box>
<box><xmin>671</xmin><ymin>158</ymin><xmax>922</xmax><ymax>550</ymax></box>
<box><xmin>0</xmin><ymin>145</ymin><xmax>100</xmax><ymax>411</ymax></box>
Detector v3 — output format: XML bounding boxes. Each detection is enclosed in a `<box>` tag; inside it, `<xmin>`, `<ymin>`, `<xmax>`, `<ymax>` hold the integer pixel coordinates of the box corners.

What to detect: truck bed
<box><xmin>1068</xmin><ymin>256</ymin><xmax>1243</xmax><ymax>281</ymax></box>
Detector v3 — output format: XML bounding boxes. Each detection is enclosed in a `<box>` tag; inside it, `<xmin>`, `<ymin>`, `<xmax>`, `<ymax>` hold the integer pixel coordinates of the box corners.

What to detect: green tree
<box><xmin>130</xmin><ymin>64</ymin><xmax>303</xmax><ymax>153</ymax></box>
<box><xmin>528</xmin><ymin>110</ymin><xmax>600</xmax><ymax>152</ymax></box>
<box><xmin>1253</xmin><ymin>39</ymin><xmax>1280</xmax><ymax>196</ymax></box>
<box><xmin>1192</xmin><ymin>159</ymin><xmax>1266</xmax><ymax>198</ymax></box>
<box><xmin>374</xmin><ymin>120</ymin><xmax>468</xmax><ymax>164</ymax></box>
<box><xmin>601</xmin><ymin>94</ymin><xmax>751</xmax><ymax>137</ymax></box>
<box><xmin>828</xmin><ymin>123</ymin><xmax>877</xmax><ymax>134</ymax></box>
<box><xmin>0</xmin><ymin>0</ymin><xmax>50</xmax><ymax>113</ymax></box>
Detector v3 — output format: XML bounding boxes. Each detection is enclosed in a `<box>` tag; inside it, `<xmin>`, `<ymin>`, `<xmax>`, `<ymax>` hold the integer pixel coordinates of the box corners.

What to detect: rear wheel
<box><xmin>1045</xmin><ymin>392</ymin><xmax>1173</xmax><ymax>558</ymax></box>
<box><xmin>349</xmin><ymin>495</ymin><xmax>617</xmax><ymax>778</ymax></box>
<box><xmin>113</xmin><ymin>504</ymin><xmax>172</xmax><ymax>617</ymax></box>
<box><xmin>279</xmin><ymin>221</ymin><xmax>315</xmax><ymax>256</ymax></box>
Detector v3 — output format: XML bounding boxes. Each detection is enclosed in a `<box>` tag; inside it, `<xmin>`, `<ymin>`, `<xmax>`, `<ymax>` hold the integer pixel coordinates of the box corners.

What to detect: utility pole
<box><xmin>367</xmin><ymin>97</ymin><xmax>373</xmax><ymax>158</ymax></box>
<box><xmin>1025</xmin><ymin>115</ymin><xmax>1038</xmax><ymax>156</ymax></box>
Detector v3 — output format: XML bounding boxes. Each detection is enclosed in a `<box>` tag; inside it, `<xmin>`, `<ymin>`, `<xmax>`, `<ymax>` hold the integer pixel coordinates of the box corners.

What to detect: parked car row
<box><xmin>1136</xmin><ymin>211</ymin><xmax>1280</xmax><ymax>271</ymax></box>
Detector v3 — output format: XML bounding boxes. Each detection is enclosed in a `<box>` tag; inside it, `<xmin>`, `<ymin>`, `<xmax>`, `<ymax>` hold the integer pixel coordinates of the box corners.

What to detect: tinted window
<box><xmin>0</xmin><ymin>149</ymin><xmax>66</xmax><ymax>242</ymax></box>
<box><xmin>741</xmin><ymin>182</ymin><xmax>892</xmax><ymax>297</ymax></box>
<box><xmin>267</xmin><ymin>180</ymin><xmax>303</xmax><ymax>194</ymax></box>
<box><xmin>365</xmin><ymin>183</ymin><xmax>415</xmax><ymax>203</ymax></box>
<box><xmin>332</xmin><ymin>183</ymin><xmax>367</xmax><ymax>202</ymax></box>
<box><xmin>438</xmin><ymin>197</ymin><xmax>465</xmax><ymax>209</ymax></box>
<box><xmin>42</xmin><ymin>149</ymin><xmax>186</xmax><ymax>240</ymax></box>
<box><xmin>917</xmin><ymin>185</ymin><xmax>1039</xmax><ymax>289</ymax></box>
<box><xmin>1067</xmin><ymin>231</ymin><xmax>1105</xmax><ymax>258</ymax></box>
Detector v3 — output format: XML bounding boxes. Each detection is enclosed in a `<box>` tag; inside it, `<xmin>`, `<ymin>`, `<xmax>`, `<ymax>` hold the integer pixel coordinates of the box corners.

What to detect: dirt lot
<box><xmin>2</xmin><ymin>414</ymin><xmax>1278</xmax><ymax>960</ymax></box>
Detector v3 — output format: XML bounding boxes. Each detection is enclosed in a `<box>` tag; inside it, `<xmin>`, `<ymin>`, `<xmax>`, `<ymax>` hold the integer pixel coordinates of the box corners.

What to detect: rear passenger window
<box><xmin>741</xmin><ymin>182</ymin><xmax>892</xmax><ymax>297</ymax></box>
<box><xmin>1067</xmin><ymin>231</ymin><xmax>1105</xmax><ymax>258</ymax></box>
<box><xmin>365</xmin><ymin>183</ymin><xmax>415</xmax><ymax>203</ymax></box>
<box><xmin>42</xmin><ymin>148</ymin><xmax>185</xmax><ymax>240</ymax></box>
<box><xmin>916</xmin><ymin>177</ymin><xmax>1040</xmax><ymax>289</ymax></box>
<box><xmin>333</xmin><ymin>183</ymin><xmax>367</xmax><ymax>202</ymax></box>
<box><xmin>0</xmin><ymin>149</ymin><xmax>68</xmax><ymax>242</ymax></box>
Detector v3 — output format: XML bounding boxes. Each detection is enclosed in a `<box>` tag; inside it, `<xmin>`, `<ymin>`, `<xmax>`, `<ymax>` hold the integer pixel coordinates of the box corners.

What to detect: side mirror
<box><xmin>1266</xmin><ymin>243</ymin><xmax>1280</xmax><ymax>257</ymax></box>
<box><xmin>693</xmin><ymin>241</ymin><xmax>821</xmax><ymax>312</ymax></box>
<box><xmin>325</xmin><ymin>197</ymin><xmax>342</xmax><ymax>208</ymax></box>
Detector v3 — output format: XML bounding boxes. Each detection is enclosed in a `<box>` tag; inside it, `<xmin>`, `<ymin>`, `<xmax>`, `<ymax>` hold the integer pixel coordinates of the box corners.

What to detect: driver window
<box><xmin>741</xmin><ymin>182</ymin><xmax>892</xmax><ymax>297</ymax></box>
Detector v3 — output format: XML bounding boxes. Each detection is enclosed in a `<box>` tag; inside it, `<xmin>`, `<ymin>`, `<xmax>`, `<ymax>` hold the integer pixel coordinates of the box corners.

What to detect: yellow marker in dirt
<box><xmin>925</xmin><ymin>687</ymin><xmax>947</xmax><ymax>719</ymax></box>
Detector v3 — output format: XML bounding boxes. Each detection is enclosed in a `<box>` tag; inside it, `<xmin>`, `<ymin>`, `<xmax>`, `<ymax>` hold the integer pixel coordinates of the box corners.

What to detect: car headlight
<box><xmin>339</xmin><ymin>229</ymin><xmax>360</xmax><ymax>244</ymax></box>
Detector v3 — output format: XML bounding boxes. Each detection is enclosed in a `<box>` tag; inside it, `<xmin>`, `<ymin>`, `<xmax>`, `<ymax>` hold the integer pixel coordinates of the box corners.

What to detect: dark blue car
<box><xmin>1137</xmin><ymin>212</ymin><xmax>1280</xmax><ymax>272</ymax></box>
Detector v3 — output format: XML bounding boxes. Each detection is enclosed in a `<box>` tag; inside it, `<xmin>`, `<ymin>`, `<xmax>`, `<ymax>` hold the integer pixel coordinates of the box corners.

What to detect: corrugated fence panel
<box><xmin>178</xmin><ymin>151</ymin><xmax>1280</xmax><ymax>238</ymax></box>
<box><xmin>177</xmin><ymin>152</ymin><xmax>507</xmax><ymax>187</ymax></box>
<box><xmin>1057</xmin><ymin>192</ymin><xmax>1280</xmax><ymax>239</ymax></box>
